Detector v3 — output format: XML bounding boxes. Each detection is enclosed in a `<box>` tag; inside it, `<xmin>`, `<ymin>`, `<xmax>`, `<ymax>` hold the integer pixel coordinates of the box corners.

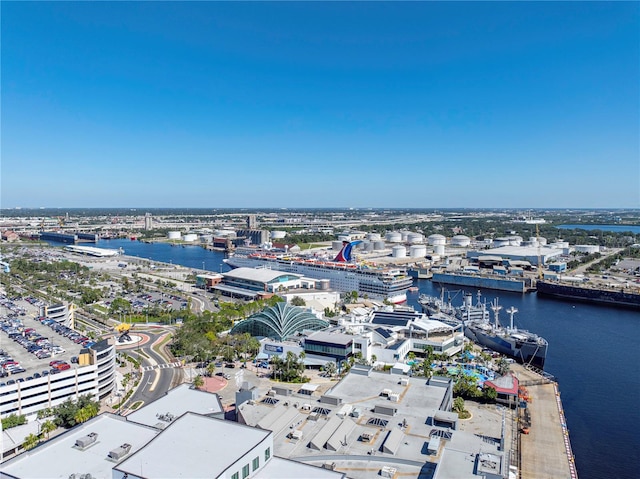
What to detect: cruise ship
<box><xmin>224</xmin><ymin>241</ymin><xmax>413</xmax><ymax>304</ymax></box>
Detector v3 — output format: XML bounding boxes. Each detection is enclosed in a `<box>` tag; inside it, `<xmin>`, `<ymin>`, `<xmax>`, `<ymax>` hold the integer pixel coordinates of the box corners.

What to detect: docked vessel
<box><xmin>224</xmin><ymin>241</ymin><xmax>413</xmax><ymax>304</ymax></box>
<box><xmin>463</xmin><ymin>294</ymin><xmax>548</xmax><ymax>369</ymax></box>
<box><xmin>432</xmin><ymin>271</ymin><xmax>532</xmax><ymax>293</ymax></box>
<box><xmin>536</xmin><ymin>280</ymin><xmax>640</xmax><ymax>310</ymax></box>
<box><xmin>420</xmin><ymin>290</ymin><xmax>548</xmax><ymax>369</ymax></box>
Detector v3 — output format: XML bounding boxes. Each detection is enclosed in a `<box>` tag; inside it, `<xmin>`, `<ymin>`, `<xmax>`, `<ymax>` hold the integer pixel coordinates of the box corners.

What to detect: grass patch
<box><xmin>130</xmin><ymin>401</ymin><xmax>143</xmax><ymax>411</ymax></box>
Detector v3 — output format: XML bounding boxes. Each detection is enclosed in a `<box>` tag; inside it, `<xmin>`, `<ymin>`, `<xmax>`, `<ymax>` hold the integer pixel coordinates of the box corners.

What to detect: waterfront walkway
<box><xmin>512</xmin><ymin>364</ymin><xmax>577</xmax><ymax>479</ymax></box>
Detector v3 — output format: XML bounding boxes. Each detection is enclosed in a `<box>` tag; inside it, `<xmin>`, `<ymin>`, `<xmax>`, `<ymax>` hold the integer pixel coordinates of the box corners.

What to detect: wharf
<box><xmin>511</xmin><ymin>364</ymin><xmax>577</xmax><ymax>479</ymax></box>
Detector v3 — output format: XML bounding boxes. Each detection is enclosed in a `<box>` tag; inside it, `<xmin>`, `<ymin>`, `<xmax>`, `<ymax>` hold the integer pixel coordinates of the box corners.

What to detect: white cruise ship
<box><xmin>224</xmin><ymin>241</ymin><xmax>413</xmax><ymax>304</ymax></box>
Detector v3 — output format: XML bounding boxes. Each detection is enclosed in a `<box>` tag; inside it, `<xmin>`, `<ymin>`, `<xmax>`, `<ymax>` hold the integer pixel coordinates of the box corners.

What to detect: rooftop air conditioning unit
<box><xmin>107</xmin><ymin>443</ymin><xmax>132</xmax><ymax>461</ymax></box>
<box><xmin>75</xmin><ymin>432</ymin><xmax>98</xmax><ymax>449</ymax></box>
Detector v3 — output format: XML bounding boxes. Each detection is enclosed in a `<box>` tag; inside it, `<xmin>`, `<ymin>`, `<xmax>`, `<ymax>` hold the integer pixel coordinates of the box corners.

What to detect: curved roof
<box><xmin>230</xmin><ymin>302</ymin><xmax>329</xmax><ymax>341</ymax></box>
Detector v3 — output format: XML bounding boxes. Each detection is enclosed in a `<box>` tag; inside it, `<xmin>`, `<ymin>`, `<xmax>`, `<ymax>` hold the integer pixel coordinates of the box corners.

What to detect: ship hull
<box><xmin>464</xmin><ymin>326</ymin><xmax>547</xmax><ymax>369</ymax></box>
<box><xmin>537</xmin><ymin>281</ymin><xmax>640</xmax><ymax>310</ymax></box>
<box><xmin>432</xmin><ymin>272</ymin><xmax>529</xmax><ymax>293</ymax></box>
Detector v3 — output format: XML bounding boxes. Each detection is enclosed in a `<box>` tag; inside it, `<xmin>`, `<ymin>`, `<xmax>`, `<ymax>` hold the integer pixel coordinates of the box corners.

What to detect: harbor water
<box><xmin>93</xmin><ymin>239</ymin><xmax>639</xmax><ymax>478</ymax></box>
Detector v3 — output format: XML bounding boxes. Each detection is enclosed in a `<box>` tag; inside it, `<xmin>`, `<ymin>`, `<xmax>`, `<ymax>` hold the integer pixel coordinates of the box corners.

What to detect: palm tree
<box><xmin>193</xmin><ymin>375</ymin><xmax>205</xmax><ymax>389</ymax></box>
<box><xmin>206</xmin><ymin>362</ymin><xmax>216</xmax><ymax>378</ymax></box>
<box><xmin>41</xmin><ymin>420</ymin><xmax>56</xmax><ymax>440</ymax></box>
<box><xmin>370</xmin><ymin>355</ymin><xmax>377</xmax><ymax>367</ymax></box>
<box><xmin>23</xmin><ymin>433</ymin><xmax>39</xmax><ymax>451</ymax></box>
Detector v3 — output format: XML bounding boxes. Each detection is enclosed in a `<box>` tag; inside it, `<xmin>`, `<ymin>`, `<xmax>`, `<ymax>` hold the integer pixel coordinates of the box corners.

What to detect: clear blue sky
<box><xmin>2</xmin><ymin>1</ymin><xmax>638</xmax><ymax>209</ymax></box>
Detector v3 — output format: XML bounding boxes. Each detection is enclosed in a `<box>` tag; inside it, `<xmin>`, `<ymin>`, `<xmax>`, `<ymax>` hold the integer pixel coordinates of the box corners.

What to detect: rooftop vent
<box><xmin>107</xmin><ymin>443</ymin><xmax>132</xmax><ymax>461</ymax></box>
<box><xmin>156</xmin><ymin>412</ymin><xmax>175</xmax><ymax>422</ymax></box>
<box><xmin>75</xmin><ymin>432</ymin><xmax>98</xmax><ymax>449</ymax></box>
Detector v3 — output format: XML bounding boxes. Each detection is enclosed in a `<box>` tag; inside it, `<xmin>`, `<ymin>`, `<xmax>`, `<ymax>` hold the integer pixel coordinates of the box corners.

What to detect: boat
<box><xmin>536</xmin><ymin>280</ymin><xmax>640</xmax><ymax>310</ymax></box>
<box><xmin>463</xmin><ymin>296</ymin><xmax>548</xmax><ymax>369</ymax></box>
<box><xmin>224</xmin><ymin>240</ymin><xmax>413</xmax><ymax>303</ymax></box>
<box><xmin>420</xmin><ymin>290</ymin><xmax>547</xmax><ymax>369</ymax></box>
<box><xmin>431</xmin><ymin>271</ymin><xmax>532</xmax><ymax>293</ymax></box>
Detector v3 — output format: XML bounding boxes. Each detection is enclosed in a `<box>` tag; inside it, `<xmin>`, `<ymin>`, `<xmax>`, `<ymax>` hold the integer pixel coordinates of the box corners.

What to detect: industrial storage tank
<box><xmin>575</xmin><ymin>245</ymin><xmax>600</xmax><ymax>254</ymax></box>
<box><xmin>493</xmin><ymin>237</ymin><xmax>510</xmax><ymax>247</ymax></box>
<box><xmin>434</xmin><ymin>244</ymin><xmax>445</xmax><ymax>256</ymax></box>
<box><xmin>410</xmin><ymin>245</ymin><xmax>427</xmax><ymax>258</ymax></box>
<box><xmin>183</xmin><ymin>233</ymin><xmax>198</xmax><ymax>242</ymax></box>
<box><xmin>332</xmin><ymin>241</ymin><xmax>344</xmax><ymax>251</ymax></box>
<box><xmin>373</xmin><ymin>240</ymin><xmax>386</xmax><ymax>250</ymax></box>
<box><xmin>451</xmin><ymin>235</ymin><xmax>471</xmax><ymax>247</ymax></box>
<box><xmin>428</xmin><ymin>234</ymin><xmax>446</xmax><ymax>246</ymax></box>
<box><xmin>407</xmin><ymin>233</ymin><xmax>424</xmax><ymax>244</ymax></box>
<box><xmin>401</xmin><ymin>231</ymin><xmax>410</xmax><ymax>242</ymax></box>
<box><xmin>363</xmin><ymin>241</ymin><xmax>374</xmax><ymax>252</ymax></box>
<box><xmin>386</xmin><ymin>232</ymin><xmax>402</xmax><ymax>243</ymax></box>
<box><xmin>167</xmin><ymin>231</ymin><xmax>181</xmax><ymax>240</ymax></box>
<box><xmin>271</xmin><ymin>230</ymin><xmax>287</xmax><ymax>239</ymax></box>
<box><xmin>509</xmin><ymin>236</ymin><xmax>523</xmax><ymax>246</ymax></box>
<box><xmin>392</xmin><ymin>245</ymin><xmax>406</xmax><ymax>258</ymax></box>
<box><xmin>367</xmin><ymin>233</ymin><xmax>381</xmax><ymax>241</ymax></box>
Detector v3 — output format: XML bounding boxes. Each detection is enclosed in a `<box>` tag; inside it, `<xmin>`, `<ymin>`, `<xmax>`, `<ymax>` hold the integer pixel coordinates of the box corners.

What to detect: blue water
<box><xmin>406</xmin><ymin>283</ymin><xmax>640</xmax><ymax>479</ymax></box>
<box><xmin>96</xmin><ymin>238</ymin><xmax>232</xmax><ymax>273</ymax></box>
<box><xmin>557</xmin><ymin>224</ymin><xmax>640</xmax><ymax>234</ymax></box>
<box><xmin>63</xmin><ymin>239</ymin><xmax>640</xmax><ymax>478</ymax></box>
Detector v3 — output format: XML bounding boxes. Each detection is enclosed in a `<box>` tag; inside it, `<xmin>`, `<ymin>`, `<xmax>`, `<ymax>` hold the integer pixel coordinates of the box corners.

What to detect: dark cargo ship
<box><xmin>536</xmin><ymin>280</ymin><xmax>640</xmax><ymax>310</ymax></box>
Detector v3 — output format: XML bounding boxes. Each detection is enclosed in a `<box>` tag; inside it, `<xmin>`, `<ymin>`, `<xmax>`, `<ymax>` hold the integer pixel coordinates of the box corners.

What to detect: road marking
<box><xmin>141</xmin><ymin>361</ymin><xmax>182</xmax><ymax>372</ymax></box>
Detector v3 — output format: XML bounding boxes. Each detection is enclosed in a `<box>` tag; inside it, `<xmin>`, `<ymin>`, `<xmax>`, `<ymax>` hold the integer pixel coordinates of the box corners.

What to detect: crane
<box><xmin>536</xmin><ymin>224</ymin><xmax>543</xmax><ymax>281</ymax></box>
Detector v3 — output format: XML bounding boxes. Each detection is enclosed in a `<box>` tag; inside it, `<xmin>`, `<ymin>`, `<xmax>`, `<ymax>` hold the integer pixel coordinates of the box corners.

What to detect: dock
<box><xmin>511</xmin><ymin>364</ymin><xmax>577</xmax><ymax>479</ymax></box>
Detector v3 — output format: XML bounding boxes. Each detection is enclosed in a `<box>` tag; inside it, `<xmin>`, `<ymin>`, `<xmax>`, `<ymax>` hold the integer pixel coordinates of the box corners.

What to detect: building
<box><xmin>0</xmin><ymin>338</ymin><xmax>117</xmax><ymax>419</ymax></box>
<box><xmin>236</xmin><ymin>229</ymin><xmax>269</xmax><ymax>246</ymax></box>
<box><xmin>144</xmin><ymin>212</ymin><xmax>153</xmax><ymax>230</ymax></box>
<box><xmin>1</xmin><ymin>386</ymin><xmax>345</xmax><ymax>479</ymax></box>
<box><xmin>195</xmin><ymin>273</ymin><xmax>224</xmax><ymax>290</ymax></box>
<box><xmin>231</xmin><ymin>303</ymin><xmax>329</xmax><ymax>342</ymax></box>
<box><xmin>247</xmin><ymin>214</ymin><xmax>257</xmax><ymax>229</ymax></box>
<box><xmin>214</xmin><ymin>267</ymin><xmax>318</xmax><ymax>300</ymax></box>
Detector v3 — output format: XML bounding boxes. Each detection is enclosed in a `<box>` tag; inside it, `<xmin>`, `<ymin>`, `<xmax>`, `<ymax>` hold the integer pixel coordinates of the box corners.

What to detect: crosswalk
<box><xmin>141</xmin><ymin>361</ymin><xmax>182</xmax><ymax>372</ymax></box>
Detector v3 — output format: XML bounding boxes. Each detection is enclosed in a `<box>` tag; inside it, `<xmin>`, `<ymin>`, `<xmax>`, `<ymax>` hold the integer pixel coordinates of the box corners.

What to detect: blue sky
<box><xmin>2</xmin><ymin>2</ymin><xmax>638</xmax><ymax>209</ymax></box>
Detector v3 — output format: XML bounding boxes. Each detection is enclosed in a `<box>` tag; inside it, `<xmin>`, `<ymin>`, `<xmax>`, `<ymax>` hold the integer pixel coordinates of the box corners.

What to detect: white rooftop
<box><xmin>223</xmin><ymin>267</ymin><xmax>302</xmax><ymax>283</ymax></box>
<box><xmin>126</xmin><ymin>383</ymin><xmax>224</xmax><ymax>428</ymax></box>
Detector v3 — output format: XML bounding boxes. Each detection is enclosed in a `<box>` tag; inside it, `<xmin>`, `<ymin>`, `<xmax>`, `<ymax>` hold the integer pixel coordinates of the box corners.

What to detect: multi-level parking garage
<box><xmin>0</xmin><ymin>297</ymin><xmax>116</xmax><ymax>419</ymax></box>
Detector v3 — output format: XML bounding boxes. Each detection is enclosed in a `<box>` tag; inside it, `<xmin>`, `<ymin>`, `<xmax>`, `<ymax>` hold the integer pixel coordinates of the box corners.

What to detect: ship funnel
<box><xmin>506</xmin><ymin>307</ymin><xmax>518</xmax><ymax>330</ymax></box>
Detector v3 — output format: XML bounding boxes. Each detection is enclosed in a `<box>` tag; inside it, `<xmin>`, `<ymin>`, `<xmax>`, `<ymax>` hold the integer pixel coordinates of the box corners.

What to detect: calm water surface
<box><xmin>87</xmin><ymin>239</ymin><xmax>640</xmax><ymax>478</ymax></box>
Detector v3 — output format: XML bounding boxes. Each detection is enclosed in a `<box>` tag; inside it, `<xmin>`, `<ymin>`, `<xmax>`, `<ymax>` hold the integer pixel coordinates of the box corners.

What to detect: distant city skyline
<box><xmin>2</xmin><ymin>2</ymin><xmax>638</xmax><ymax>209</ymax></box>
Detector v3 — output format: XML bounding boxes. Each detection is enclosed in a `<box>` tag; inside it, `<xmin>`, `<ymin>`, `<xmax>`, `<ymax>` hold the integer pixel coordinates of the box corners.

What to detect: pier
<box><xmin>511</xmin><ymin>364</ymin><xmax>577</xmax><ymax>479</ymax></box>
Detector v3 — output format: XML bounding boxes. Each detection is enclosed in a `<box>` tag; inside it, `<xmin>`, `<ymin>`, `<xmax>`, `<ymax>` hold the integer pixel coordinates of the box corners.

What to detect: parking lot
<box><xmin>0</xmin><ymin>294</ymin><xmax>92</xmax><ymax>386</ymax></box>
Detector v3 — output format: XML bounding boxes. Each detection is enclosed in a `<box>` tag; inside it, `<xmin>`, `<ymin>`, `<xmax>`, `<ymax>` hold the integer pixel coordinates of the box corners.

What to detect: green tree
<box><xmin>453</xmin><ymin>397</ymin><xmax>465</xmax><ymax>414</ymax></box>
<box><xmin>206</xmin><ymin>362</ymin><xmax>216</xmax><ymax>378</ymax></box>
<box><xmin>41</xmin><ymin>419</ymin><xmax>57</xmax><ymax>440</ymax></box>
<box><xmin>1</xmin><ymin>413</ymin><xmax>27</xmax><ymax>429</ymax></box>
<box><xmin>193</xmin><ymin>375</ymin><xmax>205</xmax><ymax>389</ymax></box>
<box><xmin>483</xmin><ymin>386</ymin><xmax>498</xmax><ymax>403</ymax></box>
<box><xmin>290</xmin><ymin>296</ymin><xmax>306</xmax><ymax>307</ymax></box>
<box><xmin>23</xmin><ymin>433</ymin><xmax>39</xmax><ymax>451</ymax></box>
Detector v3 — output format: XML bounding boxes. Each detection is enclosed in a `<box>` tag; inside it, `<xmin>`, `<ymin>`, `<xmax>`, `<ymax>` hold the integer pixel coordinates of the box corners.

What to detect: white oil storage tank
<box><xmin>410</xmin><ymin>245</ymin><xmax>427</xmax><ymax>258</ymax></box>
<box><xmin>271</xmin><ymin>230</ymin><xmax>287</xmax><ymax>239</ymax></box>
<box><xmin>428</xmin><ymin>234</ymin><xmax>446</xmax><ymax>246</ymax></box>
<box><xmin>407</xmin><ymin>233</ymin><xmax>424</xmax><ymax>244</ymax></box>
<box><xmin>363</xmin><ymin>241</ymin><xmax>374</xmax><ymax>252</ymax></box>
<box><xmin>374</xmin><ymin>240</ymin><xmax>386</xmax><ymax>250</ymax></box>
<box><xmin>434</xmin><ymin>244</ymin><xmax>445</xmax><ymax>256</ymax></box>
<box><xmin>575</xmin><ymin>245</ymin><xmax>600</xmax><ymax>254</ymax></box>
<box><xmin>493</xmin><ymin>237</ymin><xmax>510</xmax><ymax>247</ymax></box>
<box><xmin>167</xmin><ymin>231</ymin><xmax>181</xmax><ymax>240</ymax></box>
<box><xmin>401</xmin><ymin>231</ymin><xmax>410</xmax><ymax>242</ymax></box>
<box><xmin>451</xmin><ymin>235</ymin><xmax>471</xmax><ymax>247</ymax></box>
<box><xmin>386</xmin><ymin>232</ymin><xmax>402</xmax><ymax>243</ymax></box>
<box><xmin>392</xmin><ymin>245</ymin><xmax>406</xmax><ymax>258</ymax></box>
<box><xmin>183</xmin><ymin>233</ymin><xmax>198</xmax><ymax>242</ymax></box>
<box><xmin>367</xmin><ymin>233</ymin><xmax>381</xmax><ymax>241</ymax></box>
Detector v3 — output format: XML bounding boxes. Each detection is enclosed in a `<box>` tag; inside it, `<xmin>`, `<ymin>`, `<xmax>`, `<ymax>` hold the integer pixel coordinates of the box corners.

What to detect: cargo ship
<box><xmin>536</xmin><ymin>280</ymin><xmax>640</xmax><ymax>310</ymax></box>
<box><xmin>224</xmin><ymin>240</ymin><xmax>413</xmax><ymax>304</ymax></box>
<box><xmin>431</xmin><ymin>271</ymin><xmax>531</xmax><ymax>293</ymax></box>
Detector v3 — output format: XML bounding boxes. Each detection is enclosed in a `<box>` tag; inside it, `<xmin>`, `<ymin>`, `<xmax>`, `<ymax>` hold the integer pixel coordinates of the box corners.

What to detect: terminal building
<box><xmin>212</xmin><ymin>267</ymin><xmax>323</xmax><ymax>300</ymax></box>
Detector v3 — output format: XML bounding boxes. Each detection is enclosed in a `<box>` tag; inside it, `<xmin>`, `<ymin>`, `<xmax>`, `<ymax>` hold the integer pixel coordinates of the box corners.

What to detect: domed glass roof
<box><xmin>230</xmin><ymin>302</ymin><xmax>329</xmax><ymax>341</ymax></box>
